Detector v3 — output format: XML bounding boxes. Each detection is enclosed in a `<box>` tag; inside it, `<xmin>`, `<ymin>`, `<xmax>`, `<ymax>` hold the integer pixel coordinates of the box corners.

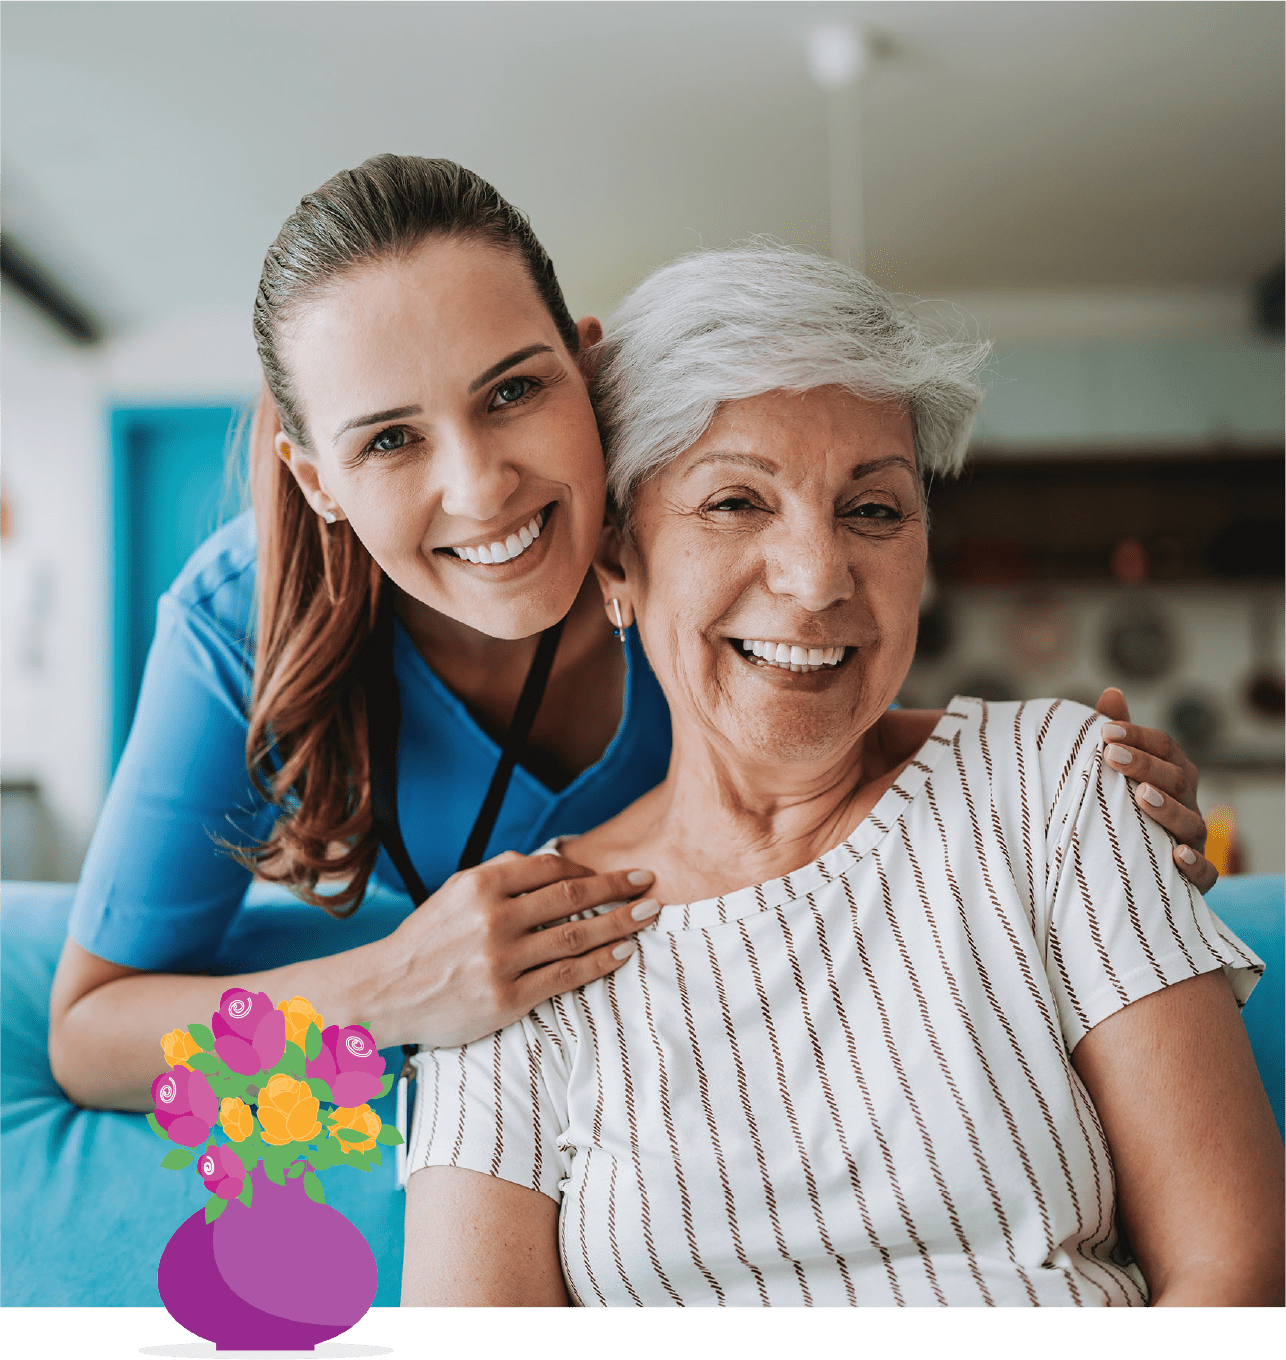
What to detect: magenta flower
<box><xmin>305</xmin><ymin>1025</ymin><xmax>385</xmax><ymax>1106</ymax></box>
<box><xmin>151</xmin><ymin>1065</ymin><xmax>218</xmax><ymax>1147</ymax></box>
<box><xmin>197</xmin><ymin>1144</ymin><xmax>246</xmax><ymax>1200</ymax></box>
<box><xmin>211</xmin><ymin>988</ymin><xmax>286</xmax><ymax>1075</ymax></box>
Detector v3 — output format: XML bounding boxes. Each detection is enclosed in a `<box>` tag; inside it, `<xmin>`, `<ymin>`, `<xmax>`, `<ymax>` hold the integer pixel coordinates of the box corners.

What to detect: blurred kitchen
<box><xmin>2</xmin><ymin>1</ymin><xmax>1282</xmax><ymax>882</ymax></box>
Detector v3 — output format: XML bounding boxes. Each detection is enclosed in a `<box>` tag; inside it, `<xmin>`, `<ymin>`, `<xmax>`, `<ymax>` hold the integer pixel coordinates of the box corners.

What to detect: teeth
<box><xmin>738</xmin><ymin>639</ymin><xmax>846</xmax><ymax>672</ymax></box>
<box><xmin>451</xmin><ymin>510</ymin><xmax>545</xmax><ymax>564</ymax></box>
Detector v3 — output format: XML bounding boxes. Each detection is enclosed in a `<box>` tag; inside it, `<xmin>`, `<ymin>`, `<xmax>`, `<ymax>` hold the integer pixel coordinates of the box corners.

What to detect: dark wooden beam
<box><xmin>0</xmin><ymin>234</ymin><xmax>103</xmax><ymax>344</ymax></box>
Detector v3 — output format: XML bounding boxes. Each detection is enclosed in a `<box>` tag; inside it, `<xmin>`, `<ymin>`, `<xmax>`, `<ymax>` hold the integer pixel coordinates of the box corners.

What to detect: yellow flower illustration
<box><xmin>160</xmin><ymin>1029</ymin><xmax>202</xmax><ymax>1070</ymax></box>
<box><xmin>328</xmin><ymin>1104</ymin><xmax>381</xmax><ymax>1153</ymax></box>
<box><xmin>219</xmin><ymin>1096</ymin><xmax>255</xmax><ymax>1142</ymax></box>
<box><xmin>256</xmin><ymin>1074</ymin><xmax>321</xmax><ymax>1146</ymax></box>
<box><xmin>277</xmin><ymin>996</ymin><xmax>324</xmax><ymax>1049</ymax></box>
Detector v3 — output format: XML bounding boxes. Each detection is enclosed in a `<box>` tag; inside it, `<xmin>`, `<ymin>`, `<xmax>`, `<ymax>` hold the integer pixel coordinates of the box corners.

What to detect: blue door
<box><xmin>110</xmin><ymin>405</ymin><xmax>245</xmax><ymax>771</ymax></box>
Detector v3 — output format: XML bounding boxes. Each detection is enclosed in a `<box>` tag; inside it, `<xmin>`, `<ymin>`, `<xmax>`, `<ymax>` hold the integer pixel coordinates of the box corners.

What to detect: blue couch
<box><xmin>3</xmin><ymin>875</ymin><xmax>1282</xmax><ymax>1306</ymax></box>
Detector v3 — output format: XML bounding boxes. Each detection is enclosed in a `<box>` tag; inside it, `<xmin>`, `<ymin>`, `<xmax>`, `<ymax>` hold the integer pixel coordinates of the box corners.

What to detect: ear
<box><xmin>591</xmin><ymin>518</ymin><xmax>636</xmax><ymax>630</ymax></box>
<box><xmin>275</xmin><ymin>431</ymin><xmax>346</xmax><ymax>523</ymax></box>
<box><xmin>575</xmin><ymin>316</ymin><xmax>603</xmax><ymax>383</ymax></box>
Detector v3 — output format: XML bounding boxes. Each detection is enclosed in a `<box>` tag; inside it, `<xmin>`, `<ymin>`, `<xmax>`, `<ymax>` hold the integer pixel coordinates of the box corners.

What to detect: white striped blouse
<box><xmin>408</xmin><ymin>698</ymin><xmax>1263</xmax><ymax>1307</ymax></box>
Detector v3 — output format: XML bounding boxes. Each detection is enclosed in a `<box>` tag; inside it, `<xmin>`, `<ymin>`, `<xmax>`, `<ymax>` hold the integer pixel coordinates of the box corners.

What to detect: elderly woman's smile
<box><xmin>606</xmin><ymin>385</ymin><xmax>927</xmax><ymax>768</ymax></box>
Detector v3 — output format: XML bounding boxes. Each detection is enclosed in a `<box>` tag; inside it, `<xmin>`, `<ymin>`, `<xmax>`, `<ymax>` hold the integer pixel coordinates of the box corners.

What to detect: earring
<box><xmin>611</xmin><ymin>598</ymin><xmax>627</xmax><ymax>644</ymax></box>
<box><xmin>321</xmin><ymin>509</ymin><xmax>337</xmax><ymax>526</ymax></box>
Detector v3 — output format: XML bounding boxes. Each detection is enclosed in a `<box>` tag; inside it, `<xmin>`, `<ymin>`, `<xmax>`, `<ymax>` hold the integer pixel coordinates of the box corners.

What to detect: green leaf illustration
<box><xmin>238</xmin><ymin>1177</ymin><xmax>253</xmax><ymax>1208</ymax></box>
<box><xmin>187</xmin><ymin>1023</ymin><xmax>216</xmax><ymax>1051</ymax></box>
<box><xmin>265</xmin><ymin>1161</ymin><xmax>286</xmax><ymax>1186</ymax></box>
<box><xmin>304</xmin><ymin>1022</ymin><xmax>323</xmax><ymax>1061</ymax></box>
<box><xmin>303</xmin><ymin>1172</ymin><xmax>325</xmax><ymax>1204</ymax></box>
<box><xmin>227</xmin><ymin>1134</ymin><xmax>262</xmax><ymax>1174</ymax></box>
<box><xmin>187</xmin><ymin>1052</ymin><xmax>222</xmax><ymax>1075</ymax></box>
<box><xmin>307</xmin><ymin>1077</ymin><xmax>333</xmax><ymax>1104</ymax></box>
<box><xmin>376</xmin><ymin>1125</ymin><xmax>405</xmax><ymax>1146</ymax></box>
<box><xmin>286</xmin><ymin>1161</ymin><xmax>307</xmax><ymax>1178</ymax></box>
<box><xmin>160</xmin><ymin>1148</ymin><xmax>193</xmax><ymax>1170</ymax></box>
<box><xmin>378</xmin><ymin>1073</ymin><xmax>395</xmax><ymax>1098</ymax></box>
<box><xmin>308</xmin><ymin>1139</ymin><xmax>337</xmax><ymax>1171</ymax></box>
<box><xmin>281</xmin><ymin>1045</ymin><xmax>306</xmax><ymax>1079</ymax></box>
<box><xmin>146</xmin><ymin>1112</ymin><xmax>170</xmax><ymax>1142</ymax></box>
<box><xmin>356</xmin><ymin>1021</ymin><xmax>372</xmax><ymax>1031</ymax></box>
<box><xmin>333</xmin><ymin>1128</ymin><xmax>367</xmax><ymax>1144</ymax></box>
<box><xmin>205</xmin><ymin>1196</ymin><xmax>229</xmax><ymax>1225</ymax></box>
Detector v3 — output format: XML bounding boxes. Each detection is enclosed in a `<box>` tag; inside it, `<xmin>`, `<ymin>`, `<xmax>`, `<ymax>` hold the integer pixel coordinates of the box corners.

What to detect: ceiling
<box><xmin>2</xmin><ymin>1</ymin><xmax>1282</xmax><ymax>334</ymax></box>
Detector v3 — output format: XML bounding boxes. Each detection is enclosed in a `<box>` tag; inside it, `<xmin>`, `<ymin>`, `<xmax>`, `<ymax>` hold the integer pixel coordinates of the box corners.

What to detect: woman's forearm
<box><xmin>48</xmin><ymin>935</ymin><xmax>396</xmax><ymax>1111</ymax></box>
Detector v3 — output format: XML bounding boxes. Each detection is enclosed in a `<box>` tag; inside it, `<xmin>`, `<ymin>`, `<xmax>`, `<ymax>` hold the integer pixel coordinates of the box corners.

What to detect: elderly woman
<box><xmin>401</xmin><ymin>247</ymin><xmax>1283</xmax><ymax>1307</ymax></box>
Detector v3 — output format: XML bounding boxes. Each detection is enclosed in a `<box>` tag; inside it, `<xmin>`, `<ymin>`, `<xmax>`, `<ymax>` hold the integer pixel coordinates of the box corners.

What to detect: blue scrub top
<box><xmin>69</xmin><ymin>513</ymin><xmax>673</xmax><ymax>972</ymax></box>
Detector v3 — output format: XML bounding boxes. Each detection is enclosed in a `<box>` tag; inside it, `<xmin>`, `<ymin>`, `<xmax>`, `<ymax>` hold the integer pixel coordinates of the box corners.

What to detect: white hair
<box><xmin>592</xmin><ymin>243</ymin><xmax>992</xmax><ymax>516</ymax></box>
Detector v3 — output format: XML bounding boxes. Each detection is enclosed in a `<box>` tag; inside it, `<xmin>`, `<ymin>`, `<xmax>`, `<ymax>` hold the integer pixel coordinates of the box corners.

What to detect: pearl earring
<box><xmin>611</xmin><ymin>598</ymin><xmax>627</xmax><ymax>644</ymax></box>
<box><xmin>321</xmin><ymin>509</ymin><xmax>337</xmax><ymax>526</ymax></box>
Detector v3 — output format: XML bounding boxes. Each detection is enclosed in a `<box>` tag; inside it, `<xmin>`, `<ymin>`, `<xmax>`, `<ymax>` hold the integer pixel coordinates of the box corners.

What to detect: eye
<box><xmin>489</xmin><ymin>375</ymin><xmax>541</xmax><ymax>410</ymax></box>
<box><xmin>845</xmin><ymin>500</ymin><xmax>902</xmax><ymax>522</ymax></box>
<box><xmin>363</xmin><ymin>425</ymin><xmax>418</xmax><ymax>457</ymax></box>
<box><xmin>705</xmin><ymin>492</ymin><xmax>763</xmax><ymax>514</ymax></box>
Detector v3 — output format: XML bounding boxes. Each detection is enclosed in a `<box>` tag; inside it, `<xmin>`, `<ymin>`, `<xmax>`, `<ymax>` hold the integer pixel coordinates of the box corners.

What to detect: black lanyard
<box><xmin>365</xmin><ymin>583</ymin><xmax>565</xmax><ymax>1075</ymax></box>
<box><xmin>367</xmin><ymin>585</ymin><xmax>565</xmax><ymax>893</ymax></box>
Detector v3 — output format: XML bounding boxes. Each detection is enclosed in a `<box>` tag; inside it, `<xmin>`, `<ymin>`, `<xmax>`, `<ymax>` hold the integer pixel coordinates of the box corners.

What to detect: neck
<box><xmin>570</xmin><ymin>704</ymin><xmax>940</xmax><ymax>904</ymax></box>
<box><xmin>392</xmin><ymin>572</ymin><xmax>606</xmax><ymax>680</ymax></box>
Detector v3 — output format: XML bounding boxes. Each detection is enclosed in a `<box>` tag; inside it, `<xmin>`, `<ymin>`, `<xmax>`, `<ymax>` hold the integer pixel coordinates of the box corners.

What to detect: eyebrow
<box><xmin>683</xmin><ymin>451</ymin><xmax>917</xmax><ymax>480</ymax></box>
<box><xmin>467</xmin><ymin>343</ymin><xmax>556</xmax><ymax>395</ymax></box>
<box><xmin>333</xmin><ymin>405</ymin><xmax>422</xmax><ymax>441</ymax></box>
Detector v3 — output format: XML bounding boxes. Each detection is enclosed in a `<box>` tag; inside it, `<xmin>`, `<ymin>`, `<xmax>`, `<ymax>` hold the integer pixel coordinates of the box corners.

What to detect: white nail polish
<box><xmin>1139</xmin><ymin>784</ymin><xmax>1164</xmax><ymax>808</ymax></box>
<box><xmin>1177</xmin><ymin>846</ymin><xmax>1197</xmax><ymax>865</ymax></box>
<box><xmin>1101</xmin><ymin>724</ymin><xmax>1127</xmax><ymax>742</ymax></box>
<box><xmin>627</xmin><ymin>870</ymin><xmax>654</xmax><ymax>886</ymax></box>
<box><xmin>631</xmin><ymin>900</ymin><xmax>660</xmax><ymax>921</ymax></box>
<box><xmin>613</xmin><ymin>941</ymin><xmax>638</xmax><ymax>960</ymax></box>
<box><xmin>1106</xmin><ymin>744</ymin><xmax>1133</xmax><ymax>765</ymax></box>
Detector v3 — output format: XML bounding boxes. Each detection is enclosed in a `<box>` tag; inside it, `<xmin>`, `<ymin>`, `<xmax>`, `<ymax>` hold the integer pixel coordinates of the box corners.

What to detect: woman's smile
<box><xmin>735</xmin><ymin>637</ymin><xmax>849</xmax><ymax>673</ymax></box>
<box><xmin>439</xmin><ymin>503</ymin><xmax>552</xmax><ymax>568</ymax></box>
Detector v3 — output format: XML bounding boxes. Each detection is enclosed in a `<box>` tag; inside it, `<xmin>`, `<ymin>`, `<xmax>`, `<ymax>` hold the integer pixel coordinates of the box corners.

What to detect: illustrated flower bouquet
<box><xmin>149</xmin><ymin>989</ymin><xmax>401</xmax><ymax>1220</ymax></box>
<box><xmin>150</xmin><ymin>991</ymin><xmax>396</xmax><ymax>1350</ymax></box>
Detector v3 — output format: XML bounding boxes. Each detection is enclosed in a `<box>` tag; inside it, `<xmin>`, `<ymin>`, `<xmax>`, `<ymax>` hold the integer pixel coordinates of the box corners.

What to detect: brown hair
<box><xmin>241</xmin><ymin>155</ymin><xmax>579</xmax><ymax>915</ymax></box>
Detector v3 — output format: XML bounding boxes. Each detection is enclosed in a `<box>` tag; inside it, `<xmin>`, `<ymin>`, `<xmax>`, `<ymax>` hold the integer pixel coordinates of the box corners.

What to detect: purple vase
<box><xmin>158</xmin><ymin>1162</ymin><xmax>378</xmax><ymax>1351</ymax></box>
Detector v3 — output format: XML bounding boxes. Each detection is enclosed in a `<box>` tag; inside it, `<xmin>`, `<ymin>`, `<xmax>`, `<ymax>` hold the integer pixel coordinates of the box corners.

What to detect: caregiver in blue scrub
<box><xmin>46</xmin><ymin>156</ymin><xmax>1216</xmax><ymax>1111</ymax></box>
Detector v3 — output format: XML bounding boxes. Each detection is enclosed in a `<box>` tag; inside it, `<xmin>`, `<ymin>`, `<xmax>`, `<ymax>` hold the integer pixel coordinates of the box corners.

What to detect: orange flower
<box><xmin>256</xmin><ymin>1074</ymin><xmax>321</xmax><ymax>1146</ymax></box>
<box><xmin>219</xmin><ymin>1096</ymin><xmax>255</xmax><ymax>1142</ymax></box>
<box><xmin>160</xmin><ymin>1029</ymin><xmax>202</xmax><ymax>1070</ymax></box>
<box><xmin>277</xmin><ymin>996</ymin><xmax>324</xmax><ymax>1050</ymax></box>
<box><xmin>328</xmin><ymin>1104</ymin><xmax>381</xmax><ymax>1153</ymax></box>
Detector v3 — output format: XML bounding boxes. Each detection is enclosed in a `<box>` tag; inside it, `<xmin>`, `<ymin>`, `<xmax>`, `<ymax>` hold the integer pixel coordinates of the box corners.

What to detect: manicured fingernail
<box><xmin>613</xmin><ymin>941</ymin><xmax>638</xmax><ymax>960</ymax></box>
<box><xmin>627</xmin><ymin>870</ymin><xmax>655</xmax><ymax>886</ymax></box>
<box><xmin>631</xmin><ymin>899</ymin><xmax>660</xmax><ymax>921</ymax></box>
<box><xmin>1138</xmin><ymin>783</ymin><xmax>1164</xmax><ymax>807</ymax></box>
<box><xmin>1101</xmin><ymin>724</ymin><xmax>1127</xmax><ymax>743</ymax></box>
<box><xmin>1177</xmin><ymin>846</ymin><xmax>1197</xmax><ymax>865</ymax></box>
<box><xmin>1106</xmin><ymin>744</ymin><xmax>1133</xmax><ymax>765</ymax></box>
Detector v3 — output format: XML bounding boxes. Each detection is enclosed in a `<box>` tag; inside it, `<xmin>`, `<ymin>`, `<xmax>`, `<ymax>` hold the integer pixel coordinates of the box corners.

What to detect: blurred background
<box><xmin>2</xmin><ymin>0</ymin><xmax>1282</xmax><ymax>882</ymax></box>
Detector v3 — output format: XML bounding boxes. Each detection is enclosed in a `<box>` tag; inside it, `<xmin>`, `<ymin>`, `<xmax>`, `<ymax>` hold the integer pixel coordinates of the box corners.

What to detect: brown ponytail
<box><xmin>239</xmin><ymin>155</ymin><xmax>578</xmax><ymax>915</ymax></box>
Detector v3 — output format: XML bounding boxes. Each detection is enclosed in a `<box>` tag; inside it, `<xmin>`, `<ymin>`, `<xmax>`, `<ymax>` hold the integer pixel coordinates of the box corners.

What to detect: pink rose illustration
<box><xmin>211</xmin><ymin>988</ymin><xmax>286</xmax><ymax>1075</ymax></box>
<box><xmin>197</xmin><ymin>1144</ymin><xmax>246</xmax><ymax>1200</ymax></box>
<box><xmin>305</xmin><ymin>1024</ymin><xmax>385</xmax><ymax>1106</ymax></box>
<box><xmin>151</xmin><ymin>1065</ymin><xmax>218</xmax><ymax>1147</ymax></box>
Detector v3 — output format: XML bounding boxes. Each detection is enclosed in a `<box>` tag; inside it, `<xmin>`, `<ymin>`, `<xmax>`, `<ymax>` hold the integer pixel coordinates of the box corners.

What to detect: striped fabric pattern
<box><xmin>409</xmin><ymin>698</ymin><xmax>1262</xmax><ymax>1307</ymax></box>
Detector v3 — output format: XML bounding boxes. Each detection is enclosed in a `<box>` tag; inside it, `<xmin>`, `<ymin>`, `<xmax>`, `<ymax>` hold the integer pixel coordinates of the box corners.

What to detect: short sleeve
<box><xmin>407</xmin><ymin>1005</ymin><xmax>571</xmax><ymax>1204</ymax></box>
<box><xmin>1040</xmin><ymin>708</ymin><xmax>1264</xmax><ymax>1051</ymax></box>
<box><xmin>69</xmin><ymin>536</ymin><xmax>272</xmax><ymax>970</ymax></box>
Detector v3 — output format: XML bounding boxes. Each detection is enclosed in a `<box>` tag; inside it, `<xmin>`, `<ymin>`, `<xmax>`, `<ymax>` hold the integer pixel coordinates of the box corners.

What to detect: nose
<box><xmin>435</xmin><ymin>426</ymin><xmax>521</xmax><ymax>521</ymax></box>
<box><xmin>762</xmin><ymin>517</ymin><xmax>855</xmax><ymax>613</ymax></box>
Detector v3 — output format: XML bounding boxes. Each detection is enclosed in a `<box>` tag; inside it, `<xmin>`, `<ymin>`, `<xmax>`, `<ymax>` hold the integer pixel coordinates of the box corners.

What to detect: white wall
<box><xmin>0</xmin><ymin>293</ymin><xmax>258</xmax><ymax>877</ymax></box>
